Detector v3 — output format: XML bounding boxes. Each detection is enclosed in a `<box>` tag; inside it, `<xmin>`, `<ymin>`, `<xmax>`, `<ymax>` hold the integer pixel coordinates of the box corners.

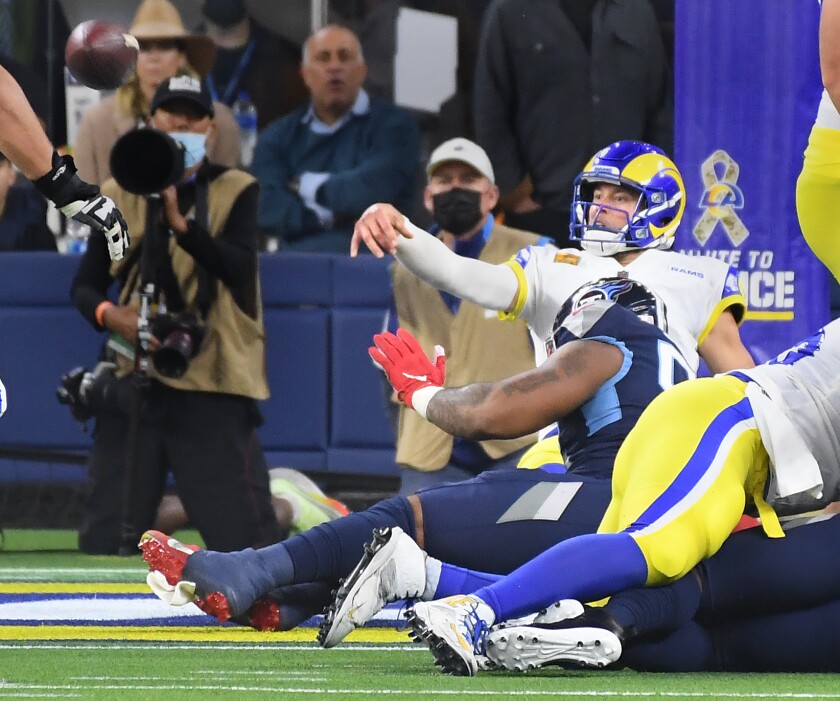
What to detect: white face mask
<box><xmin>169</xmin><ymin>131</ymin><xmax>208</xmax><ymax>169</ymax></box>
<box><xmin>579</xmin><ymin>227</ymin><xmax>636</xmax><ymax>257</ymax></box>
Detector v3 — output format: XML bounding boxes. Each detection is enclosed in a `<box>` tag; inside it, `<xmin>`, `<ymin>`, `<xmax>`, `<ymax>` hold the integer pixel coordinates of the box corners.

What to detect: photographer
<box><xmin>69</xmin><ymin>75</ymin><xmax>283</xmax><ymax>555</ymax></box>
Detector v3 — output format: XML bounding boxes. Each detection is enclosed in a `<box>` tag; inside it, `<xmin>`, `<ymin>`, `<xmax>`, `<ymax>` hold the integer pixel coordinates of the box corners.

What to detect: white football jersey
<box><xmin>736</xmin><ymin>318</ymin><xmax>840</xmax><ymax>512</ymax></box>
<box><xmin>504</xmin><ymin>246</ymin><xmax>745</xmax><ymax>372</ymax></box>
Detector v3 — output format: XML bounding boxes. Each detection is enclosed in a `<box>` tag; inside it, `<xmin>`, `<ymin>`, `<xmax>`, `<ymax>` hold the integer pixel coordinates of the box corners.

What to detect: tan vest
<box><xmin>392</xmin><ymin>222</ymin><xmax>540</xmax><ymax>471</ymax></box>
<box><xmin>102</xmin><ymin>171</ymin><xmax>269</xmax><ymax>400</ymax></box>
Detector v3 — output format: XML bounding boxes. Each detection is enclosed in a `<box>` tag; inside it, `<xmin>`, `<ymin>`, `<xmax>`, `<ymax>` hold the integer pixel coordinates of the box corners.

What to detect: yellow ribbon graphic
<box><xmin>693</xmin><ymin>150</ymin><xmax>749</xmax><ymax>246</ymax></box>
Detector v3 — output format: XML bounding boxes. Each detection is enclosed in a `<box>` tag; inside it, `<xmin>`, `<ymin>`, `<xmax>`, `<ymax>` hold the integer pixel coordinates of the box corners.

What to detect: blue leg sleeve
<box><xmin>434</xmin><ymin>563</ymin><xmax>503</xmax><ymax>598</ymax></box>
<box><xmin>474</xmin><ymin>532</ymin><xmax>649</xmax><ymax>621</ymax></box>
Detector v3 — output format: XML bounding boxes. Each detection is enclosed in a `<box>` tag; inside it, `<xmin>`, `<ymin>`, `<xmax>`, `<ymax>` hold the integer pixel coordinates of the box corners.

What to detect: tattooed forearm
<box><xmin>427</xmin><ymin>383</ymin><xmax>497</xmax><ymax>439</ymax></box>
<box><xmin>500</xmin><ymin>367</ymin><xmax>562</xmax><ymax>397</ymax></box>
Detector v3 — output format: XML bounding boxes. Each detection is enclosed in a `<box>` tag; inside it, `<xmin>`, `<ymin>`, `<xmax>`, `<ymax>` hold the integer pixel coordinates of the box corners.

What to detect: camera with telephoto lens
<box><xmin>110</xmin><ymin>127</ymin><xmax>185</xmax><ymax>196</ymax></box>
<box><xmin>150</xmin><ymin>312</ymin><xmax>205</xmax><ymax>379</ymax></box>
<box><xmin>57</xmin><ymin>361</ymin><xmax>133</xmax><ymax>422</ymax></box>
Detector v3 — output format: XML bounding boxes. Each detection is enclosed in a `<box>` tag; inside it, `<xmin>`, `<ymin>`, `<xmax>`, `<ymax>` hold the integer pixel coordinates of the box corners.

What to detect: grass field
<box><xmin>1</xmin><ymin>530</ymin><xmax>838</xmax><ymax>700</ymax></box>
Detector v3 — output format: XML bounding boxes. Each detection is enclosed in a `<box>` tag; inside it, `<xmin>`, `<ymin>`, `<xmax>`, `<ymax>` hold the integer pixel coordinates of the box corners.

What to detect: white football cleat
<box><xmin>494</xmin><ymin>599</ymin><xmax>585</xmax><ymax>629</ymax></box>
<box><xmin>406</xmin><ymin>595</ymin><xmax>496</xmax><ymax>676</ymax></box>
<box><xmin>318</xmin><ymin>526</ymin><xmax>427</xmax><ymax>648</ymax></box>
<box><xmin>485</xmin><ymin>623</ymin><xmax>622</xmax><ymax>672</ymax></box>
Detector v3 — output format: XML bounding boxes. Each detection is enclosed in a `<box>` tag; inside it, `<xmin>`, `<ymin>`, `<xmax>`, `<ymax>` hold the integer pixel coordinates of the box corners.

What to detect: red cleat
<box><xmin>138</xmin><ymin>529</ymin><xmax>233</xmax><ymax>623</ymax></box>
<box><xmin>138</xmin><ymin>530</ymin><xmax>199</xmax><ymax>585</ymax></box>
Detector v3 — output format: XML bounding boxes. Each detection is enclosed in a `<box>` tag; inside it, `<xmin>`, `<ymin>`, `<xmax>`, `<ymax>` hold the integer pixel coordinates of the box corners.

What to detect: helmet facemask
<box><xmin>573</xmin><ymin>179</ymin><xmax>650</xmax><ymax>256</ymax></box>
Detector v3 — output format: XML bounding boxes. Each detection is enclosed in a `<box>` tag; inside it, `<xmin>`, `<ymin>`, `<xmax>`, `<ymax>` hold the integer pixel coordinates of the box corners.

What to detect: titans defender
<box><xmin>139</xmin><ymin>278</ymin><xmax>690</xmax><ymax>639</ymax></box>
<box><xmin>401</xmin><ymin>306</ymin><xmax>840</xmax><ymax>675</ymax></box>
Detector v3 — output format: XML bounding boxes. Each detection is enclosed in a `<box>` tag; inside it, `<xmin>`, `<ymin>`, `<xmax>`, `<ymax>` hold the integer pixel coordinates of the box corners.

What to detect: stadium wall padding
<box><xmin>0</xmin><ymin>252</ymin><xmax>398</xmax><ymax>480</ymax></box>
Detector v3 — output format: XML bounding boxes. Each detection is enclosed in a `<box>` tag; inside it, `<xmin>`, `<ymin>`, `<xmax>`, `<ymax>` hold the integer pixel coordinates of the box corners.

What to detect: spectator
<box><xmin>73</xmin><ymin>0</ymin><xmax>241</xmax><ymax>184</ymax></box>
<box><xmin>474</xmin><ymin>0</ymin><xmax>673</xmax><ymax>245</ymax></box>
<box><xmin>388</xmin><ymin>138</ymin><xmax>542</xmax><ymax>493</ymax></box>
<box><xmin>199</xmin><ymin>0</ymin><xmax>308</xmax><ymax>128</ymax></box>
<box><xmin>69</xmin><ymin>75</ymin><xmax>282</xmax><ymax>554</ymax></box>
<box><xmin>252</xmin><ymin>25</ymin><xmax>420</xmax><ymax>253</ymax></box>
<box><xmin>0</xmin><ymin>151</ymin><xmax>56</xmax><ymax>251</ymax></box>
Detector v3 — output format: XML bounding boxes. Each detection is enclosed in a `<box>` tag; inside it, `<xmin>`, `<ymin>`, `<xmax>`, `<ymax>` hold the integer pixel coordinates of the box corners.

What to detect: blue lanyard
<box><xmin>207</xmin><ymin>39</ymin><xmax>256</xmax><ymax>105</ymax></box>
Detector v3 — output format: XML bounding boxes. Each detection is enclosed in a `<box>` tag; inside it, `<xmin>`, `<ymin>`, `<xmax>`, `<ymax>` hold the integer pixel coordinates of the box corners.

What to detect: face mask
<box><xmin>580</xmin><ymin>228</ymin><xmax>635</xmax><ymax>257</ymax></box>
<box><xmin>431</xmin><ymin>188</ymin><xmax>483</xmax><ymax>235</ymax></box>
<box><xmin>203</xmin><ymin>0</ymin><xmax>247</xmax><ymax>29</ymax></box>
<box><xmin>169</xmin><ymin>132</ymin><xmax>207</xmax><ymax>170</ymax></box>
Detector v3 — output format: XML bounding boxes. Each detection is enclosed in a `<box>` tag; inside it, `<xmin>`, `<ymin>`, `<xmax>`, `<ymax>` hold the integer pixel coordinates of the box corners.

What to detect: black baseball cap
<box><xmin>150</xmin><ymin>75</ymin><xmax>215</xmax><ymax>118</ymax></box>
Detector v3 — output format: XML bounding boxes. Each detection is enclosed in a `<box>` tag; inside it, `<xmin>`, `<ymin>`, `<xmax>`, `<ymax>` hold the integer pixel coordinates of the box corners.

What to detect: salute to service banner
<box><xmin>675</xmin><ymin>0</ymin><xmax>826</xmax><ymax>363</ymax></box>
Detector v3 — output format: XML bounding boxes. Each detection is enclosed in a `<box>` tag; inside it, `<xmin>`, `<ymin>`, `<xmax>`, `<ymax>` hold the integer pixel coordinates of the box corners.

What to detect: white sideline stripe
<box><xmin>0</xmin><ymin>596</ymin><xmax>405</xmax><ymax>623</ymax></box>
<box><xmin>2</xmin><ymin>685</ymin><xmax>840</xmax><ymax>698</ymax></box>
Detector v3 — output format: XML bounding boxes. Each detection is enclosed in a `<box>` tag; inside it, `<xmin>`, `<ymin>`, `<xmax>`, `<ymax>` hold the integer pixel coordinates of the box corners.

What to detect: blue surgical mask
<box><xmin>169</xmin><ymin>132</ymin><xmax>207</xmax><ymax>170</ymax></box>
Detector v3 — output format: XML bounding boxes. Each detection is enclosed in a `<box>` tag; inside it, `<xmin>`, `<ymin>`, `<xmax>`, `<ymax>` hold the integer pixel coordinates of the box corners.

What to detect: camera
<box><xmin>110</xmin><ymin>127</ymin><xmax>185</xmax><ymax>196</ymax></box>
<box><xmin>57</xmin><ymin>361</ymin><xmax>133</xmax><ymax>421</ymax></box>
<box><xmin>150</xmin><ymin>313</ymin><xmax>205</xmax><ymax>379</ymax></box>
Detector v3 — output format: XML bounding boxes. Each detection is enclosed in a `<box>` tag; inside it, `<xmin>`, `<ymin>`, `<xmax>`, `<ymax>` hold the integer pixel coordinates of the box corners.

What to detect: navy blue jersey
<box><xmin>555</xmin><ymin>300</ymin><xmax>691</xmax><ymax>479</ymax></box>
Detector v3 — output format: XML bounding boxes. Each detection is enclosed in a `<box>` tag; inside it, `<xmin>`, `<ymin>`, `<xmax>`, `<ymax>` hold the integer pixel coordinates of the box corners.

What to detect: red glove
<box><xmin>369</xmin><ymin>328</ymin><xmax>446</xmax><ymax>409</ymax></box>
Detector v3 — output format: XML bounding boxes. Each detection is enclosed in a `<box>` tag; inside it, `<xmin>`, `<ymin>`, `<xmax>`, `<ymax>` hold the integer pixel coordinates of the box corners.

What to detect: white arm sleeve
<box><xmin>394</xmin><ymin>217</ymin><xmax>519</xmax><ymax>312</ymax></box>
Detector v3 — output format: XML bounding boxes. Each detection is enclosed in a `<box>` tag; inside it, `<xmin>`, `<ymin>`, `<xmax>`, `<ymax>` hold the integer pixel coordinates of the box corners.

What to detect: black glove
<box><xmin>34</xmin><ymin>152</ymin><xmax>130</xmax><ymax>261</ymax></box>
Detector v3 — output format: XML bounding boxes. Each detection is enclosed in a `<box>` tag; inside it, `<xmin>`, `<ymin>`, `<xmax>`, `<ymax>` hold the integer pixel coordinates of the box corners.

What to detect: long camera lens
<box><xmin>110</xmin><ymin>128</ymin><xmax>185</xmax><ymax>195</ymax></box>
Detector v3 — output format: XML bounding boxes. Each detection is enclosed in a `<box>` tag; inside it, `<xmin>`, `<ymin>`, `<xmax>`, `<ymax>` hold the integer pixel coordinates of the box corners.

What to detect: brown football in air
<box><xmin>65</xmin><ymin>20</ymin><xmax>139</xmax><ymax>90</ymax></box>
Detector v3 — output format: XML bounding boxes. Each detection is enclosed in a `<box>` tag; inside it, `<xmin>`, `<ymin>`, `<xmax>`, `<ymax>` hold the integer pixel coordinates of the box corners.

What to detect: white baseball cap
<box><xmin>426</xmin><ymin>138</ymin><xmax>495</xmax><ymax>184</ymax></box>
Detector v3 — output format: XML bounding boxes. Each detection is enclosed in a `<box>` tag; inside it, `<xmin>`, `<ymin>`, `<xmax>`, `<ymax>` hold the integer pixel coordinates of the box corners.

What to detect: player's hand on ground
<box><xmin>369</xmin><ymin>328</ymin><xmax>446</xmax><ymax>409</ymax></box>
<box><xmin>33</xmin><ymin>152</ymin><xmax>130</xmax><ymax>261</ymax></box>
<box><xmin>351</xmin><ymin>203</ymin><xmax>413</xmax><ymax>258</ymax></box>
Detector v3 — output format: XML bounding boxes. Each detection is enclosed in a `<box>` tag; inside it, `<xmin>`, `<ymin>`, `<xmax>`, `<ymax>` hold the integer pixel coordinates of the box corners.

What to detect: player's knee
<box><xmin>636</xmin><ymin>525</ymin><xmax>709</xmax><ymax>585</ymax></box>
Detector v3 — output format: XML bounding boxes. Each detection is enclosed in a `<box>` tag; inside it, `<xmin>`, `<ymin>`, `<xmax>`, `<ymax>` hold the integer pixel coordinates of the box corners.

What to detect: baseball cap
<box><xmin>427</xmin><ymin>138</ymin><xmax>495</xmax><ymax>184</ymax></box>
<box><xmin>150</xmin><ymin>75</ymin><xmax>215</xmax><ymax>117</ymax></box>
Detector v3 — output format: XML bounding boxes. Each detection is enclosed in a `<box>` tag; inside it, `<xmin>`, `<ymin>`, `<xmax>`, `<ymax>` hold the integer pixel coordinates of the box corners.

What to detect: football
<box><xmin>65</xmin><ymin>20</ymin><xmax>139</xmax><ymax>90</ymax></box>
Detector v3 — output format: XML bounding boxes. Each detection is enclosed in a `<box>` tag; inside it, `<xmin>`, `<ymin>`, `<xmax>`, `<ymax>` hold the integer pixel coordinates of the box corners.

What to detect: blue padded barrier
<box><xmin>259</xmin><ymin>252</ymin><xmax>333</xmax><ymax>306</ymax></box>
<box><xmin>0</xmin><ymin>308</ymin><xmax>101</xmax><ymax>451</ymax></box>
<box><xmin>0</xmin><ymin>252</ymin><xmax>398</xmax><ymax>481</ymax></box>
<box><xmin>330</xmin><ymin>308</ymin><xmax>395</xmax><ymax>450</ymax></box>
<box><xmin>332</xmin><ymin>255</ymin><xmax>392</xmax><ymax>307</ymax></box>
<box><xmin>0</xmin><ymin>252</ymin><xmax>81</xmax><ymax>305</ymax></box>
<box><xmin>327</xmin><ymin>447</ymin><xmax>398</xmax><ymax>476</ymax></box>
<box><xmin>260</xmin><ymin>308</ymin><xmax>330</xmax><ymax>452</ymax></box>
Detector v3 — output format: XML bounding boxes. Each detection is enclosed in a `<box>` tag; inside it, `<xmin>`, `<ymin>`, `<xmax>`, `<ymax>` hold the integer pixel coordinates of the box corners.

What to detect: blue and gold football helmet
<box><xmin>569</xmin><ymin>140</ymin><xmax>686</xmax><ymax>256</ymax></box>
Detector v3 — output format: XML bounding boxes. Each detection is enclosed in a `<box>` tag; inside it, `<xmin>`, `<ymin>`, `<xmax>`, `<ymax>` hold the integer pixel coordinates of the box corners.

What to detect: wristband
<box><xmin>411</xmin><ymin>385</ymin><xmax>444</xmax><ymax>420</ymax></box>
<box><xmin>95</xmin><ymin>301</ymin><xmax>113</xmax><ymax>327</ymax></box>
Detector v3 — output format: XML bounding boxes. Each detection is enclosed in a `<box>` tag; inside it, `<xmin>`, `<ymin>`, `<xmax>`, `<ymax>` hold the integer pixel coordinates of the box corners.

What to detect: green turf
<box><xmin>0</xmin><ymin>644</ymin><xmax>838</xmax><ymax>700</ymax></box>
<box><xmin>0</xmin><ymin>528</ymin><xmax>205</xmax><ymax>552</ymax></box>
<box><xmin>1</xmin><ymin>529</ymin><xmax>838</xmax><ymax>700</ymax></box>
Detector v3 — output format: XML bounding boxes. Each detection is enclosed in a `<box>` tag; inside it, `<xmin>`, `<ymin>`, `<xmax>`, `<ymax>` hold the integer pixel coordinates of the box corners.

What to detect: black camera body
<box><xmin>150</xmin><ymin>312</ymin><xmax>205</xmax><ymax>379</ymax></box>
<box><xmin>57</xmin><ymin>361</ymin><xmax>133</xmax><ymax>421</ymax></box>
